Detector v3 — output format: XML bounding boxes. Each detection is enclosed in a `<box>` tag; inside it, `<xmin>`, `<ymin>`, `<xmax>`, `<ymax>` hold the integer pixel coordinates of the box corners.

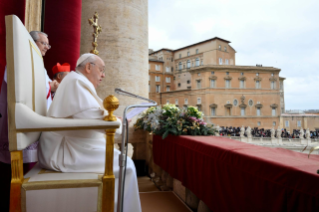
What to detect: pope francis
<box><xmin>38</xmin><ymin>53</ymin><xmax>142</xmax><ymax>212</ymax></box>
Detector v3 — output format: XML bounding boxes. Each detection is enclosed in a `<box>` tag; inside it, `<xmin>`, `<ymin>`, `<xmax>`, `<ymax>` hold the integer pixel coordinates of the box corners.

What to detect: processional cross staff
<box><xmin>88</xmin><ymin>12</ymin><xmax>102</xmax><ymax>55</ymax></box>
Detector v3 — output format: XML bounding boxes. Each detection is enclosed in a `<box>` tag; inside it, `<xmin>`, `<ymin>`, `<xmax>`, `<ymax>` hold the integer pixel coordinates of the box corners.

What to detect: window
<box><xmin>271</xmin><ymin>81</ymin><xmax>275</xmax><ymax>89</ymax></box>
<box><xmin>257</xmin><ymin>108</ymin><xmax>261</xmax><ymax>116</ymax></box>
<box><xmin>187</xmin><ymin>80</ymin><xmax>190</xmax><ymax>84</ymax></box>
<box><xmin>166</xmin><ymin>99</ymin><xmax>170</xmax><ymax>104</ymax></box>
<box><xmin>197</xmin><ymin>105</ymin><xmax>202</xmax><ymax>111</ymax></box>
<box><xmin>280</xmin><ymin>82</ymin><xmax>283</xmax><ymax>89</ymax></box>
<box><xmin>156</xmin><ymin>85</ymin><xmax>160</xmax><ymax>93</ymax></box>
<box><xmin>166</xmin><ymin>77</ymin><xmax>171</xmax><ymax>83</ymax></box>
<box><xmin>196</xmin><ymin>80</ymin><xmax>201</xmax><ymax>89</ymax></box>
<box><xmin>233</xmin><ymin>99</ymin><xmax>238</xmax><ymax>106</ymax></box>
<box><xmin>285</xmin><ymin>120</ymin><xmax>289</xmax><ymax>127</ymax></box>
<box><xmin>196</xmin><ymin>58</ymin><xmax>200</xmax><ymax>66</ymax></box>
<box><xmin>240</xmin><ymin>80</ymin><xmax>244</xmax><ymax>88</ymax></box>
<box><xmin>197</xmin><ymin>73</ymin><xmax>201</xmax><ymax>76</ymax></box>
<box><xmin>155</xmin><ymin>65</ymin><xmax>161</xmax><ymax>71</ymax></box>
<box><xmin>219</xmin><ymin>58</ymin><xmax>223</xmax><ymax>65</ymax></box>
<box><xmin>201</xmin><ymin>60</ymin><xmax>203</xmax><ymax>65</ymax></box>
<box><xmin>171</xmin><ymin>67</ymin><xmax>174</xmax><ymax>72</ymax></box>
<box><xmin>297</xmin><ymin>121</ymin><xmax>301</xmax><ymax>127</ymax></box>
<box><xmin>187</xmin><ymin>60</ymin><xmax>191</xmax><ymax>69</ymax></box>
<box><xmin>211</xmin><ymin>107</ymin><xmax>216</xmax><ymax>116</ymax></box>
<box><xmin>187</xmin><ymin>52</ymin><xmax>190</xmax><ymax>56</ymax></box>
<box><xmin>273</xmin><ymin>121</ymin><xmax>276</xmax><ymax>126</ymax></box>
<box><xmin>179</xmin><ymin>54</ymin><xmax>181</xmax><ymax>58</ymax></box>
<box><xmin>256</xmin><ymin>81</ymin><xmax>260</xmax><ymax>89</ymax></box>
<box><xmin>225</xmin><ymin>80</ymin><xmax>230</xmax><ymax>88</ymax></box>
<box><xmin>166</xmin><ymin>67</ymin><xmax>170</xmax><ymax>72</ymax></box>
<box><xmin>224</xmin><ymin>46</ymin><xmax>227</xmax><ymax>52</ymax></box>
<box><xmin>271</xmin><ymin>73</ymin><xmax>274</xmax><ymax>76</ymax></box>
<box><xmin>256</xmin><ymin>73</ymin><xmax>259</xmax><ymax>76</ymax></box>
<box><xmin>210</xmin><ymin>79</ymin><xmax>215</xmax><ymax>88</ymax></box>
<box><xmin>226</xmin><ymin>72</ymin><xmax>229</xmax><ymax>75</ymax></box>
<box><xmin>240</xmin><ymin>72</ymin><xmax>244</xmax><ymax>76</ymax></box>
<box><xmin>197</xmin><ymin>97</ymin><xmax>201</xmax><ymax>104</ymax></box>
<box><xmin>179</xmin><ymin>62</ymin><xmax>182</xmax><ymax>70</ymax></box>
<box><xmin>272</xmin><ymin>108</ymin><xmax>276</xmax><ymax>116</ymax></box>
<box><xmin>155</xmin><ymin>76</ymin><xmax>160</xmax><ymax>82</ymax></box>
<box><xmin>257</xmin><ymin>122</ymin><xmax>261</xmax><ymax>126</ymax></box>
<box><xmin>248</xmin><ymin>100</ymin><xmax>253</xmax><ymax>106</ymax></box>
<box><xmin>178</xmin><ymin>83</ymin><xmax>181</xmax><ymax>87</ymax></box>
<box><xmin>241</xmin><ymin>108</ymin><xmax>245</xmax><ymax>116</ymax></box>
<box><xmin>185</xmin><ymin>98</ymin><xmax>188</xmax><ymax>104</ymax></box>
<box><xmin>225</xmin><ymin>59</ymin><xmax>229</xmax><ymax>65</ymax></box>
<box><xmin>211</xmin><ymin>71</ymin><xmax>214</xmax><ymax>75</ymax></box>
<box><xmin>196</xmin><ymin>49</ymin><xmax>199</xmax><ymax>54</ymax></box>
<box><xmin>218</xmin><ymin>45</ymin><xmax>221</xmax><ymax>50</ymax></box>
<box><xmin>175</xmin><ymin>99</ymin><xmax>178</xmax><ymax>105</ymax></box>
<box><xmin>166</xmin><ymin>86</ymin><xmax>170</xmax><ymax>91</ymax></box>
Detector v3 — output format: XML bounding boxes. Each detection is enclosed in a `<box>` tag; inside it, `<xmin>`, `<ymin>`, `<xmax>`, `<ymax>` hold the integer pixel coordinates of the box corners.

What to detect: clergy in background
<box><xmin>52</xmin><ymin>62</ymin><xmax>71</xmax><ymax>84</ymax></box>
<box><xmin>38</xmin><ymin>53</ymin><xmax>142</xmax><ymax>212</ymax></box>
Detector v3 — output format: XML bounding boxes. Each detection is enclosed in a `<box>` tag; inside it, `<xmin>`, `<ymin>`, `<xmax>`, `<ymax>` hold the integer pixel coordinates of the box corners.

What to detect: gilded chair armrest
<box><xmin>15</xmin><ymin>103</ymin><xmax>120</xmax><ymax>132</ymax></box>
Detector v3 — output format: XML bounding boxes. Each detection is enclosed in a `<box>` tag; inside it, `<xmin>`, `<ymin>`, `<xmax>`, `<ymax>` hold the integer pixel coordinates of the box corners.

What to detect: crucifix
<box><xmin>88</xmin><ymin>12</ymin><xmax>102</xmax><ymax>55</ymax></box>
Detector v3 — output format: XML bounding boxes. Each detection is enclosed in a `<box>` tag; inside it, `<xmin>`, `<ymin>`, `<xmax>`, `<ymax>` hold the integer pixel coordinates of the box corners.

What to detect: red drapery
<box><xmin>43</xmin><ymin>0</ymin><xmax>82</xmax><ymax>78</ymax></box>
<box><xmin>153</xmin><ymin>135</ymin><xmax>319</xmax><ymax>211</ymax></box>
<box><xmin>0</xmin><ymin>0</ymin><xmax>25</xmax><ymax>92</ymax></box>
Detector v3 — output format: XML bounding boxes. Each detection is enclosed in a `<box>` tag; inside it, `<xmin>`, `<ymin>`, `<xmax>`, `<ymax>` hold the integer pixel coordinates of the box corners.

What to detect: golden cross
<box><xmin>88</xmin><ymin>12</ymin><xmax>102</xmax><ymax>55</ymax></box>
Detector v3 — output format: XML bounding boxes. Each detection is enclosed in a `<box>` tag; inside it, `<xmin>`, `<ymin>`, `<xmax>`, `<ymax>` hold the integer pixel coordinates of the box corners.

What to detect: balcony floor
<box><xmin>138</xmin><ymin>176</ymin><xmax>191</xmax><ymax>212</ymax></box>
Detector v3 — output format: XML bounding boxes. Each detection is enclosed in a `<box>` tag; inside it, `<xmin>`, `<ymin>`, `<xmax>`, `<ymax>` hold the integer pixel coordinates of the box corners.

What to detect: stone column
<box><xmin>80</xmin><ymin>0</ymin><xmax>148</xmax><ymax>159</ymax></box>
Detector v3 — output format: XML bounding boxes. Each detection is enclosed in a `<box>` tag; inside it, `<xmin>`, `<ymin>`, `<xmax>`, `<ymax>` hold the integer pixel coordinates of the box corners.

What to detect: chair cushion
<box><xmin>22</xmin><ymin>163</ymin><xmax>102</xmax><ymax>212</ymax></box>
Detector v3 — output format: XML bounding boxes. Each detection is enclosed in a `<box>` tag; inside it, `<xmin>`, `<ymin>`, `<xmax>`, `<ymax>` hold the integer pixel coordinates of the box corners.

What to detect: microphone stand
<box><xmin>114</xmin><ymin>88</ymin><xmax>157</xmax><ymax>212</ymax></box>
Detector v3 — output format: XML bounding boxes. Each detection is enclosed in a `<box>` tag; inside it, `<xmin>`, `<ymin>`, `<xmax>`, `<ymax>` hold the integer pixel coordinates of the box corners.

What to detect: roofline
<box><xmin>188</xmin><ymin>65</ymin><xmax>281</xmax><ymax>72</ymax></box>
<box><xmin>174</xmin><ymin>37</ymin><xmax>231</xmax><ymax>52</ymax></box>
<box><xmin>149</xmin><ymin>59</ymin><xmax>164</xmax><ymax>63</ymax></box>
<box><xmin>149</xmin><ymin>37</ymin><xmax>231</xmax><ymax>55</ymax></box>
<box><xmin>149</xmin><ymin>48</ymin><xmax>174</xmax><ymax>55</ymax></box>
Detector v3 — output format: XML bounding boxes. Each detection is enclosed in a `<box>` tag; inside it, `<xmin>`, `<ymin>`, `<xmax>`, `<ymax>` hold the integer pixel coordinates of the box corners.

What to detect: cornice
<box><xmin>209</xmin><ymin>103</ymin><xmax>218</xmax><ymax>108</ymax></box>
<box><xmin>238</xmin><ymin>76</ymin><xmax>246</xmax><ymax>81</ymax></box>
<box><xmin>254</xmin><ymin>76</ymin><xmax>262</xmax><ymax>81</ymax></box>
<box><xmin>224</xmin><ymin>76</ymin><xmax>232</xmax><ymax>80</ymax></box>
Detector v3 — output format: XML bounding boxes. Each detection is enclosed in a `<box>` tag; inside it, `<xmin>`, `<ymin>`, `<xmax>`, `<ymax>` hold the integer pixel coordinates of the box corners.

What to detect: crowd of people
<box><xmin>218</xmin><ymin>126</ymin><xmax>319</xmax><ymax>139</ymax></box>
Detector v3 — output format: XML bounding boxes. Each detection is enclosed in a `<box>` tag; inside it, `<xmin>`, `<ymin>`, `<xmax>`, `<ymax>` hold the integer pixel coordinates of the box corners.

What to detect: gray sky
<box><xmin>148</xmin><ymin>0</ymin><xmax>319</xmax><ymax>110</ymax></box>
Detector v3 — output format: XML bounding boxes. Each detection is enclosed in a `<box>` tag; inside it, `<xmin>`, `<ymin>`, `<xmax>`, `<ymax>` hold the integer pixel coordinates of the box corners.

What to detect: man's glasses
<box><xmin>36</xmin><ymin>41</ymin><xmax>51</xmax><ymax>49</ymax></box>
<box><xmin>90</xmin><ymin>63</ymin><xmax>105</xmax><ymax>74</ymax></box>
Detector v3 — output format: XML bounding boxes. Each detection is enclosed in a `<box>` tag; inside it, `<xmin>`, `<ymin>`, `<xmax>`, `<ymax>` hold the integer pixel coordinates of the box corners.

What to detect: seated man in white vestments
<box><xmin>38</xmin><ymin>53</ymin><xmax>142</xmax><ymax>212</ymax></box>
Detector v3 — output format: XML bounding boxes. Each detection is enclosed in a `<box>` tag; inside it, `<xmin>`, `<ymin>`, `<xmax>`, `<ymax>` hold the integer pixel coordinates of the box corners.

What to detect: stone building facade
<box><xmin>149</xmin><ymin>37</ymin><xmax>287</xmax><ymax>129</ymax></box>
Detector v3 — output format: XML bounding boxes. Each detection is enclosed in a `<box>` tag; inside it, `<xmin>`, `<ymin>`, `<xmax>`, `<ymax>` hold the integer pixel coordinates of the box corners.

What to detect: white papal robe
<box><xmin>38</xmin><ymin>71</ymin><xmax>141</xmax><ymax>212</ymax></box>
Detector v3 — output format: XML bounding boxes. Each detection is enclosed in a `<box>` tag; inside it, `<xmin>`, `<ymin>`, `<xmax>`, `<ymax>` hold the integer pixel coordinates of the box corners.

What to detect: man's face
<box><xmin>56</xmin><ymin>72</ymin><xmax>69</xmax><ymax>83</ymax></box>
<box><xmin>86</xmin><ymin>57</ymin><xmax>105</xmax><ymax>88</ymax></box>
<box><xmin>35</xmin><ymin>33</ymin><xmax>50</xmax><ymax>56</ymax></box>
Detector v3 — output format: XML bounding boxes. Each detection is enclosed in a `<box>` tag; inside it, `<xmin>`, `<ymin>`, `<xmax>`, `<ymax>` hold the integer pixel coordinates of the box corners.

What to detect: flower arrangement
<box><xmin>134</xmin><ymin>103</ymin><xmax>217</xmax><ymax>139</ymax></box>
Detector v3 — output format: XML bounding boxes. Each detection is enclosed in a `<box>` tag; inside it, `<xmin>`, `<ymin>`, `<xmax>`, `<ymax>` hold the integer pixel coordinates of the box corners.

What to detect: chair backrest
<box><xmin>6</xmin><ymin>15</ymin><xmax>47</xmax><ymax>151</ymax></box>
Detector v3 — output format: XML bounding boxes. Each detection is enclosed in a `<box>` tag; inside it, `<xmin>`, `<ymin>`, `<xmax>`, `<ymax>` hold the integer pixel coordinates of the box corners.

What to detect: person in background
<box><xmin>52</xmin><ymin>62</ymin><xmax>71</xmax><ymax>84</ymax></box>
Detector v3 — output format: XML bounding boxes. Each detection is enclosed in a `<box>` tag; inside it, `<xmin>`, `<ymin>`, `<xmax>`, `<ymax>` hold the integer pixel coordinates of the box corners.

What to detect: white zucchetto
<box><xmin>76</xmin><ymin>53</ymin><xmax>96</xmax><ymax>67</ymax></box>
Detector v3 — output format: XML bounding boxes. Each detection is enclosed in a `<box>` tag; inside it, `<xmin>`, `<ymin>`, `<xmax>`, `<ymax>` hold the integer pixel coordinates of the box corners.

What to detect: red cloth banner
<box><xmin>43</xmin><ymin>0</ymin><xmax>82</xmax><ymax>78</ymax></box>
<box><xmin>153</xmin><ymin>135</ymin><xmax>319</xmax><ymax>211</ymax></box>
<box><xmin>0</xmin><ymin>0</ymin><xmax>25</xmax><ymax>92</ymax></box>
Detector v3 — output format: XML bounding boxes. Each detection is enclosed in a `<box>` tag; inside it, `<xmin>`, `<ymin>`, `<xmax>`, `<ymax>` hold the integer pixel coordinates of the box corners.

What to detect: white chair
<box><xmin>6</xmin><ymin>15</ymin><xmax>119</xmax><ymax>212</ymax></box>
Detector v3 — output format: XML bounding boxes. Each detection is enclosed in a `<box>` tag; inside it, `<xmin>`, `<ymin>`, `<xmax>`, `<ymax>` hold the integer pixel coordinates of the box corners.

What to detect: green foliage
<box><xmin>134</xmin><ymin>103</ymin><xmax>217</xmax><ymax>139</ymax></box>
